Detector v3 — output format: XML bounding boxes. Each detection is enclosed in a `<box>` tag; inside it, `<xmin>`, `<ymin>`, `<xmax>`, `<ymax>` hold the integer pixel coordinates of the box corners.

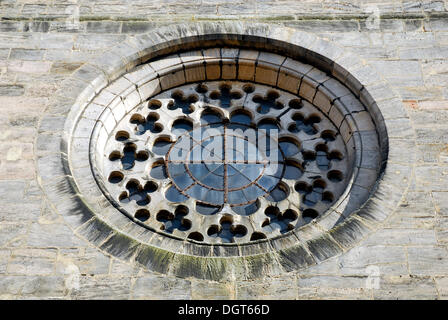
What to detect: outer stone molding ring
<box><xmin>37</xmin><ymin>22</ymin><xmax>415</xmax><ymax>281</ymax></box>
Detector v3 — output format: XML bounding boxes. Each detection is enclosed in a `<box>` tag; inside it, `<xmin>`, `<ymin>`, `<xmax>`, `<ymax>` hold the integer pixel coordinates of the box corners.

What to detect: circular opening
<box><xmin>250</xmin><ymin>232</ymin><xmax>267</xmax><ymax>241</ymax></box>
<box><xmin>289</xmin><ymin>99</ymin><xmax>302</xmax><ymax>109</ymax></box>
<box><xmin>108</xmin><ymin>171</ymin><xmax>124</xmax><ymax>183</ymax></box>
<box><xmin>88</xmin><ymin>46</ymin><xmax>382</xmax><ymax>248</ymax></box>
<box><xmin>188</xmin><ymin>232</ymin><xmax>204</xmax><ymax>242</ymax></box>
<box><xmin>135</xmin><ymin>209</ymin><xmax>150</xmax><ymax>222</ymax></box>
<box><xmin>328</xmin><ymin>170</ymin><xmax>344</xmax><ymax>182</ymax></box>
<box><xmin>97</xmin><ymin>78</ymin><xmax>358</xmax><ymax>244</ymax></box>
<box><xmin>148</xmin><ymin>99</ymin><xmax>162</xmax><ymax>110</ymax></box>
<box><xmin>115</xmin><ymin>131</ymin><xmax>130</xmax><ymax>141</ymax></box>
<box><xmin>303</xmin><ymin>208</ymin><xmax>319</xmax><ymax>222</ymax></box>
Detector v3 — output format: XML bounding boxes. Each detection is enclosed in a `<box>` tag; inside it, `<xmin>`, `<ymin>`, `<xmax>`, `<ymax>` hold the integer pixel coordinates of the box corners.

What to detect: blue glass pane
<box><xmin>153</xmin><ymin>140</ymin><xmax>172</xmax><ymax>155</ymax></box>
<box><xmin>227</xmin><ymin>190</ymin><xmax>246</xmax><ymax>204</ymax></box>
<box><xmin>203</xmin><ymin>190</ymin><xmax>224</xmax><ymax>204</ymax></box>
<box><xmin>283</xmin><ymin>163</ymin><xmax>303</xmax><ymax>179</ymax></box>
<box><xmin>200</xmin><ymin>174</ymin><xmax>224</xmax><ymax>189</ymax></box>
<box><xmin>242</xmin><ymin>184</ymin><xmax>266</xmax><ymax>200</ymax></box>
<box><xmin>231</xmin><ymin>202</ymin><xmax>259</xmax><ymax>215</ymax></box>
<box><xmin>167</xmin><ymin>163</ymin><xmax>186</xmax><ymax>177</ymax></box>
<box><xmin>258</xmin><ymin>175</ymin><xmax>280</xmax><ymax>191</ymax></box>
<box><xmin>201</xmin><ymin>112</ymin><xmax>221</xmax><ymax>124</ymax></box>
<box><xmin>280</xmin><ymin>141</ymin><xmax>300</xmax><ymax>157</ymax></box>
<box><xmin>150</xmin><ymin>163</ymin><xmax>167</xmax><ymax>179</ymax></box>
<box><xmin>185</xmin><ymin>184</ymin><xmax>209</xmax><ymax>200</ymax></box>
<box><xmin>172</xmin><ymin>173</ymin><xmax>194</xmax><ymax>190</ymax></box>
<box><xmin>230</xmin><ymin>113</ymin><xmax>251</xmax><ymax>125</ymax></box>
<box><xmin>196</xmin><ymin>202</ymin><xmax>221</xmax><ymax>215</ymax></box>
<box><xmin>165</xmin><ymin>185</ymin><xmax>188</xmax><ymax>202</ymax></box>
<box><xmin>266</xmin><ymin>185</ymin><xmax>288</xmax><ymax>202</ymax></box>
<box><xmin>227</xmin><ymin>170</ymin><xmax>252</xmax><ymax>189</ymax></box>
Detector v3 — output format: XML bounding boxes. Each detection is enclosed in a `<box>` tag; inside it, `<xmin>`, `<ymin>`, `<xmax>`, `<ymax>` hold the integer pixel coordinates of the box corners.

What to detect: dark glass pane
<box><xmin>279</xmin><ymin>141</ymin><xmax>300</xmax><ymax>157</ymax></box>
<box><xmin>230</xmin><ymin>113</ymin><xmax>251</xmax><ymax>125</ymax></box>
<box><xmin>266</xmin><ymin>185</ymin><xmax>288</xmax><ymax>202</ymax></box>
<box><xmin>153</xmin><ymin>140</ymin><xmax>172</xmax><ymax>155</ymax></box>
<box><xmin>203</xmin><ymin>189</ymin><xmax>224</xmax><ymax>204</ymax></box>
<box><xmin>196</xmin><ymin>202</ymin><xmax>221</xmax><ymax>215</ymax></box>
<box><xmin>231</xmin><ymin>201</ymin><xmax>259</xmax><ymax>215</ymax></box>
<box><xmin>150</xmin><ymin>163</ymin><xmax>167</xmax><ymax>179</ymax></box>
<box><xmin>165</xmin><ymin>185</ymin><xmax>188</xmax><ymax>202</ymax></box>
<box><xmin>283</xmin><ymin>162</ymin><xmax>303</xmax><ymax>180</ymax></box>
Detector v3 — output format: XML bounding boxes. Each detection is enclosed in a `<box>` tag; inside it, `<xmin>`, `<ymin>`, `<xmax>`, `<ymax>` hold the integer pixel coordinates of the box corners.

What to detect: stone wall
<box><xmin>1</xmin><ymin>0</ymin><xmax>448</xmax><ymax>299</ymax></box>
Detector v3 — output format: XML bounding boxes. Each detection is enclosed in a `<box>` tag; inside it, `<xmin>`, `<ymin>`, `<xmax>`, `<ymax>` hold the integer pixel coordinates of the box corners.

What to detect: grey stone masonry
<box><xmin>0</xmin><ymin>0</ymin><xmax>448</xmax><ymax>299</ymax></box>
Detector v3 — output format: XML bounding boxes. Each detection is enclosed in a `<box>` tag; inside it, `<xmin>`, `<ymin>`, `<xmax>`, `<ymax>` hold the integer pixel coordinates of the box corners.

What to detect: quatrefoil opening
<box><xmin>130</xmin><ymin>113</ymin><xmax>163</xmax><ymax>135</ymax></box>
<box><xmin>156</xmin><ymin>205</ymin><xmax>192</xmax><ymax>233</ymax></box>
<box><xmin>168</xmin><ymin>90</ymin><xmax>198</xmax><ymax>114</ymax></box>
<box><xmin>119</xmin><ymin>180</ymin><xmax>158</xmax><ymax>206</ymax></box>
<box><xmin>288</xmin><ymin>112</ymin><xmax>321</xmax><ymax>135</ymax></box>
<box><xmin>295</xmin><ymin>179</ymin><xmax>334</xmax><ymax>207</ymax></box>
<box><xmin>253</xmin><ymin>90</ymin><xmax>284</xmax><ymax>114</ymax></box>
<box><xmin>262</xmin><ymin>207</ymin><xmax>298</xmax><ymax>234</ymax></box>
<box><xmin>108</xmin><ymin>143</ymin><xmax>149</xmax><ymax>170</ymax></box>
<box><xmin>209</xmin><ymin>84</ymin><xmax>243</xmax><ymax>108</ymax></box>
<box><xmin>207</xmin><ymin>216</ymin><xmax>247</xmax><ymax>243</ymax></box>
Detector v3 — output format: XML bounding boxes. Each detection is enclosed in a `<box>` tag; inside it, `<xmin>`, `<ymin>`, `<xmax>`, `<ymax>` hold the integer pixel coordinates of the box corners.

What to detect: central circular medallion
<box><xmin>166</xmin><ymin>122</ymin><xmax>282</xmax><ymax>207</ymax></box>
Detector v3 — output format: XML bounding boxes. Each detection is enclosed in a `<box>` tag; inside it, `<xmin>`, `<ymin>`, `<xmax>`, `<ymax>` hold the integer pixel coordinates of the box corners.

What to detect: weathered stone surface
<box><xmin>27</xmin><ymin>221</ymin><xmax>84</xmax><ymax>248</ymax></box>
<box><xmin>373</xmin><ymin>276</ymin><xmax>438</xmax><ymax>300</ymax></box>
<box><xmin>71</xmin><ymin>276</ymin><xmax>131</xmax><ymax>300</ymax></box>
<box><xmin>55</xmin><ymin>248</ymin><xmax>110</xmax><ymax>276</ymax></box>
<box><xmin>337</xmin><ymin>246</ymin><xmax>407</xmax><ymax>276</ymax></box>
<box><xmin>10</xmin><ymin>49</ymin><xmax>45</xmax><ymax>61</ymax></box>
<box><xmin>433</xmin><ymin>192</ymin><xmax>448</xmax><ymax>216</ymax></box>
<box><xmin>191</xmin><ymin>280</ymin><xmax>234</xmax><ymax>300</ymax></box>
<box><xmin>408</xmin><ymin>246</ymin><xmax>448</xmax><ymax>276</ymax></box>
<box><xmin>8</xmin><ymin>249</ymin><xmax>56</xmax><ymax>275</ymax></box>
<box><xmin>362</xmin><ymin>228</ymin><xmax>437</xmax><ymax>246</ymax></box>
<box><xmin>298</xmin><ymin>275</ymin><xmax>368</xmax><ymax>290</ymax></box>
<box><xmin>0</xmin><ymin>276</ymin><xmax>66</xmax><ymax>299</ymax></box>
<box><xmin>298</xmin><ymin>287</ymin><xmax>372</xmax><ymax>300</ymax></box>
<box><xmin>132</xmin><ymin>274</ymin><xmax>191</xmax><ymax>299</ymax></box>
<box><xmin>237</xmin><ymin>276</ymin><xmax>297</xmax><ymax>299</ymax></box>
<box><xmin>0</xmin><ymin>222</ymin><xmax>29</xmax><ymax>247</ymax></box>
<box><xmin>0</xmin><ymin>85</ymin><xmax>24</xmax><ymax>96</ymax></box>
<box><xmin>436</xmin><ymin>277</ymin><xmax>448</xmax><ymax>299</ymax></box>
<box><xmin>0</xmin><ymin>249</ymin><xmax>10</xmax><ymax>274</ymax></box>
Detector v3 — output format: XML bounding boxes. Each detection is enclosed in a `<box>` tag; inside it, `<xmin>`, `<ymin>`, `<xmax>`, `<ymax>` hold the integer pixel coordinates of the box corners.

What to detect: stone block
<box><xmin>132</xmin><ymin>274</ymin><xmax>191</xmax><ymax>299</ymax></box>
<box><xmin>373</xmin><ymin>275</ymin><xmax>437</xmax><ymax>299</ymax></box>
<box><xmin>298</xmin><ymin>77</ymin><xmax>318</xmax><ymax>103</ymax></box>
<box><xmin>8</xmin><ymin>249</ymin><xmax>57</xmax><ymax>275</ymax></box>
<box><xmin>277</xmin><ymin>68</ymin><xmax>301</xmax><ymax>94</ymax></box>
<box><xmin>435</xmin><ymin>277</ymin><xmax>448</xmax><ymax>299</ymax></box>
<box><xmin>122</xmin><ymin>22</ymin><xmax>156</xmax><ymax>34</ymax></box>
<box><xmin>298</xmin><ymin>275</ymin><xmax>367</xmax><ymax>289</ymax></box>
<box><xmin>237</xmin><ymin>50</ymin><xmax>258</xmax><ymax>81</ymax></box>
<box><xmin>408</xmin><ymin>246</ymin><xmax>448</xmax><ymax>276</ymax></box>
<box><xmin>363</xmin><ymin>228</ymin><xmax>437</xmax><ymax>246</ymax></box>
<box><xmin>86</xmin><ymin>21</ymin><xmax>121</xmax><ymax>34</ymax></box>
<box><xmin>0</xmin><ymin>250</ymin><xmax>10</xmax><ymax>273</ymax></box>
<box><xmin>27</xmin><ymin>221</ymin><xmax>84</xmax><ymax>248</ymax></box>
<box><xmin>237</xmin><ymin>277</ymin><xmax>297</xmax><ymax>299</ymax></box>
<box><xmin>71</xmin><ymin>275</ymin><xmax>131</xmax><ymax>299</ymax></box>
<box><xmin>191</xmin><ymin>280</ymin><xmax>233</xmax><ymax>299</ymax></box>
<box><xmin>1</xmin><ymin>275</ymin><xmax>66</xmax><ymax>299</ymax></box>
<box><xmin>10</xmin><ymin>49</ymin><xmax>45</xmax><ymax>61</ymax></box>
<box><xmin>56</xmin><ymin>248</ymin><xmax>110</xmax><ymax>276</ymax></box>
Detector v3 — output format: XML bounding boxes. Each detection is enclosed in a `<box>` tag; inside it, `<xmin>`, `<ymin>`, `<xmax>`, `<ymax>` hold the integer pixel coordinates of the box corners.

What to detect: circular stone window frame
<box><xmin>37</xmin><ymin>22</ymin><xmax>415</xmax><ymax>281</ymax></box>
<box><xmin>90</xmin><ymin>56</ymin><xmax>361</xmax><ymax>244</ymax></box>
